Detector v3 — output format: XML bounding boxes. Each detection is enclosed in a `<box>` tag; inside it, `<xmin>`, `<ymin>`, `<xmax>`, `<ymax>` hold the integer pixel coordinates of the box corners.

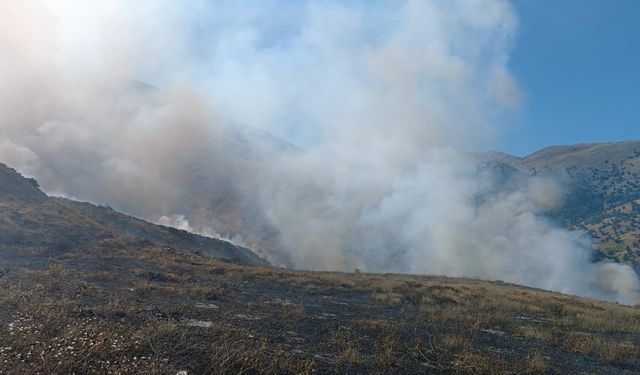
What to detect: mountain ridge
<box><xmin>0</xmin><ymin>162</ymin><xmax>268</xmax><ymax>269</ymax></box>
<box><xmin>479</xmin><ymin>140</ymin><xmax>640</xmax><ymax>269</ymax></box>
<box><xmin>1</xmin><ymin>153</ymin><xmax>640</xmax><ymax>373</ymax></box>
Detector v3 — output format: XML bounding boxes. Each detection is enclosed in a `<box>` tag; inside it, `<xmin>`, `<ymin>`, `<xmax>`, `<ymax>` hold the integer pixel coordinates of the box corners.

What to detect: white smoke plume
<box><xmin>0</xmin><ymin>0</ymin><xmax>638</xmax><ymax>304</ymax></box>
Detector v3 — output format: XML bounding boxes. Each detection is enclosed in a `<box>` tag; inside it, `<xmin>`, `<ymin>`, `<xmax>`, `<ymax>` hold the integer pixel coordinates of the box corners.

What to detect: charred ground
<box><xmin>1</xmin><ymin>253</ymin><xmax>640</xmax><ymax>374</ymax></box>
<box><xmin>1</xmin><ymin>163</ymin><xmax>640</xmax><ymax>374</ymax></box>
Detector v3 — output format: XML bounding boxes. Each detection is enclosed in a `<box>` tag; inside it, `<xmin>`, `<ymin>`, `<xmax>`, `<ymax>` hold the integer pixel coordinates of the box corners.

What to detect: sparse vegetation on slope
<box><xmin>1</xmin><ymin>252</ymin><xmax>640</xmax><ymax>374</ymax></box>
<box><xmin>0</xmin><ymin>163</ymin><xmax>267</xmax><ymax>268</ymax></box>
<box><xmin>482</xmin><ymin>141</ymin><xmax>640</xmax><ymax>271</ymax></box>
<box><xmin>3</xmin><ymin>154</ymin><xmax>640</xmax><ymax>373</ymax></box>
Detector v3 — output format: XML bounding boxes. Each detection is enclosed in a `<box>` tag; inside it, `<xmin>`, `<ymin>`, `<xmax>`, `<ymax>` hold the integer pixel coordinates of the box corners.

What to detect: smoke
<box><xmin>0</xmin><ymin>0</ymin><xmax>638</xmax><ymax>304</ymax></box>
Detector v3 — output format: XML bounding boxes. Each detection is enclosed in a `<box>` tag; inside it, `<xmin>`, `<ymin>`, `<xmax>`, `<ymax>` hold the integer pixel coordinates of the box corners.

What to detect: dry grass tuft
<box><xmin>527</xmin><ymin>352</ymin><xmax>547</xmax><ymax>374</ymax></box>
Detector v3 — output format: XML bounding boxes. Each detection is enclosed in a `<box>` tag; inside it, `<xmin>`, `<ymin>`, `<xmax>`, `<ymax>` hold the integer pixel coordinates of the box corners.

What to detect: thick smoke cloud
<box><xmin>0</xmin><ymin>0</ymin><xmax>638</xmax><ymax>304</ymax></box>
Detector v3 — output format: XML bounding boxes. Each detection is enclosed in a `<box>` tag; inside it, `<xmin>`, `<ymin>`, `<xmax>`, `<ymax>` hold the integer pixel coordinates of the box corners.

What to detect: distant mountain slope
<box><xmin>180</xmin><ymin>138</ymin><xmax>640</xmax><ymax>270</ymax></box>
<box><xmin>0</xmin><ymin>163</ymin><xmax>268</xmax><ymax>269</ymax></box>
<box><xmin>480</xmin><ymin>141</ymin><xmax>640</xmax><ymax>269</ymax></box>
<box><xmin>1</xmin><ymin>150</ymin><xmax>639</xmax><ymax>373</ymax></box>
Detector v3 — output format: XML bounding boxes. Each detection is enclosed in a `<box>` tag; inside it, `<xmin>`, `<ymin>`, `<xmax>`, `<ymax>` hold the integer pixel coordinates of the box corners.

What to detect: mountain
<box><xmin>0</xmin><ymin>163</ymin><xmax>268</xmax><ymax>269</ymax></box>
<box><xmin>479</xmin><ymin>141</ymin><xmax>640</xmax><ymax>269</ymax></box>
<box><xmin>179</xmin><ymin>136</ymin><xmax>640</xmax><ymax>271</ymax></box>
<box><xmin>173</xmin><ymin>137</ymin><xmax>640</xmax><ymax>270</ymax></box>
<box><xmin>1</xmin><ymin>162</ymin><xmax>640</xmax><ymax>373</ymax></box>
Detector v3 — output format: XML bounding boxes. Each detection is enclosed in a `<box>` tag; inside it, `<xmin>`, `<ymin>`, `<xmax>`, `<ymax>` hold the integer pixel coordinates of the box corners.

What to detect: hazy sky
<box><xmin>115</xmin><ymin>0</ymin><xmax>640</xmax><ymax>157</ymax></box>
<box><xmin>182</xmin><ymin>0</ymin><xmax>640</xmax><ymax>156</ymax></box>
<box><xmin>505</xmin><ymin>0</ymin><xmax>640</xmax><ymax>155</ymax></box>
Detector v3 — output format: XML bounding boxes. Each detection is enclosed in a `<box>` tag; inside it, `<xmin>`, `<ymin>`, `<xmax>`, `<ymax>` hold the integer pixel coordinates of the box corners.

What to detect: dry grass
<box><xmin>527</xmin><ymin>351</ymin><xmax>548</xmax><ymax>374</ymax></box>
<box><xmin>339</xmin><ymin>346</ymin><xmax>364</xmax><ymax>365</ymax></box>
<box><xmin>1</xmin><ymin>249</ymin><xmax>640</xmax><ymax>373</ymax></box>
<box><xmin>515</xmin><ymin>326</ymin><xmax>552</xmax><ymax>342</ymax></box>
<box><xmin>441</xmin><ymin>333</ymin><xmax>471</xmax><ymax>352</ymax></box>
<box><xmin>567</xmin><ymin>333</ymin><xmax>639</xmax><ymax>364</ymax></box>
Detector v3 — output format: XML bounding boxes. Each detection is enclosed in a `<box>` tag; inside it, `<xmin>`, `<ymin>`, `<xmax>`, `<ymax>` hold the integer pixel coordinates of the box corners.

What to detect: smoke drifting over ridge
<box><xmin>1</xmin><ymin>1</ymin><xmax>639</xmax><ymax>304</ymax></box>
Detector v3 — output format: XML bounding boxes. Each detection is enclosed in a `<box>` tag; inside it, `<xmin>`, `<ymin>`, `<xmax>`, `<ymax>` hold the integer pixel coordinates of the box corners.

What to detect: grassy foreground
<box><xmin>1</xmin><ymin>246</ymin><xmax>639</xmax><ymax>374</ymax></box>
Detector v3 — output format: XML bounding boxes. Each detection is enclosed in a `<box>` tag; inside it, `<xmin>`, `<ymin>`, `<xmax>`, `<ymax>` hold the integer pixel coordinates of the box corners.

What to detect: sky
<box><xmin>58</xmin><ymin>0</ymin><xmax>637</xmax><ymax>157</ymax></box>
<box><xmin>505</xmin><ymin>0</ymin><xmax>640</xmax><ymax>156</ymax></box>
<box><xmin>179</xmin><ymin>0</ymin><xmax>640</xmax><ymax>157</ymax></box>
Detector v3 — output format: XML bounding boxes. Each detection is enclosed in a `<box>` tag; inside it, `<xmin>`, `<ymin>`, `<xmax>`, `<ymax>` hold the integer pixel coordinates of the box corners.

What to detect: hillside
<box><xmin>0</xmin><ymin>163</ymin><xmax>268</xmax><ymax>269</ymax></box>
<box><xmin>480</xmin><ymin>141</ymin><xmax>640</xmax><ymax>270</ymax></box>
<box><xmin>1</xmin><ymin>246</ymin><xmax>640</xmax><ymax>373</ymax></box>
<box><xmin>0</xmin><ymin>162</ymin><xmax>640</xmax><ymax>373</ymax></box>
<box><xmin>173</xmin><ymin>139</ymin><xmax>640</xmax><ymax>271</ymax></box>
